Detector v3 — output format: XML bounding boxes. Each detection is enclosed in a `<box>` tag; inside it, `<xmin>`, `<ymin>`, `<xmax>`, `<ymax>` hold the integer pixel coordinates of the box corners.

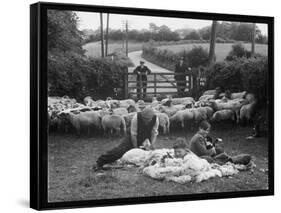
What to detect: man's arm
<box><xmin>146</xmin><ymin>66</ymin><xmax>151</xmax><ymax>75</ymax></box>
<box><xmin>133</xmin><ymin>66</ymin><xmax>139</xmax><ymax>74</ymax></box>
<box><xmin>130</xmin><ymin>114</ymin><xmax>138</xmax><ymax>148</ymax></box>
<box><xmin>150</xmin><ymin>117</ymin><xmax>159</xmax><ymax>149</ymax></box>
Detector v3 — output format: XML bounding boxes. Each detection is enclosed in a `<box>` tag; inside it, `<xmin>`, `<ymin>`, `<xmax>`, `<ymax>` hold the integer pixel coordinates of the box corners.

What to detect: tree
<box><xmin>231</xmin><ymin>23</ymin><xmax>255</xmax><ymax>42</ymax></box>
<box><xmin>209</xmin><ymin>21</ymin><xmax>217</xmax><ymax>64</ymax></box>
<box><xmin>149</xmin><ymin>23</ymin><xmax>159</xmax><ymax>33</ymax></box>
<box><xmin>47</xmin><ymin>10</ymin><xmax>84</xmax><ymax>54</ymax></box>
<box><xmin>100</xmin><ymin>13</ymin><xmax>104</xmax><ymax>57</ymax></box>
<box><xmin>105</xmin><ymin>13</ymin><xmax>110</xmax><ymax>56</ymax></box>
<box><xmin>251</xmin><ymin>23</ymin><xmax>256</xmax><ymax>57</ymax></box>
<box><xmin>184</xmin><ymin>31</ymin><xmax>201</xmax><ymax>40</ymax></box>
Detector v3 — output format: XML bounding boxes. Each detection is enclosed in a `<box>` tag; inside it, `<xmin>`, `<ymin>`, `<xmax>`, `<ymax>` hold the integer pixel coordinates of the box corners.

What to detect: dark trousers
<box><xmin>200</xmin><ymin>147</ymin><xmax>251</xmax><ymax>165</ymax></box>
<box><xmin>137</xmin><ymin>76</ymin><xmax>147</xmax><ymax>99</ymax></box>
<box><xmin>176</xmin><ymin>81</ymin><xmax>186</xmax><ymax>96</ymax></box>
<box><xmin>97</xmin><ymin>135</ymin><xmax>133</xmax><ymax>167</ymax></box>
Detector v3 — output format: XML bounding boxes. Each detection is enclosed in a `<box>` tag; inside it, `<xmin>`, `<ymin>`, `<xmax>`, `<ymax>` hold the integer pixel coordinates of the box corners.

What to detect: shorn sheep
<box><xmin>62</xmin><ymin>111</ymin><xmax>102</xmax><ymax>136</ymax></box>
<box><xmin>156</xmin><ymin>112</ymin><xmax>170</xmax><ymax>134</ymax></box>
<box><xmin>101</xmin><ymin>114</ymin><xmax>126</xmax><ymax>136</ymax></box>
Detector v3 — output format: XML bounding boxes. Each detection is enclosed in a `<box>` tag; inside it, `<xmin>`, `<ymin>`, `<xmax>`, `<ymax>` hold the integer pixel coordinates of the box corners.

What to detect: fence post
<box><xmin>124</xmin><ymin>68</ymin><xmax>128</xmax><ymax>99</ymax></box>
<box><xmin>154</xmin><ymin>73</ymin><xmax>157</xmax><ymax>97</ymax></box>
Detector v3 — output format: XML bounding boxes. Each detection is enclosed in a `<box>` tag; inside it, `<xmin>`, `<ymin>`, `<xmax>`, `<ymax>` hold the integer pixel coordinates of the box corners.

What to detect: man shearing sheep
<box><xmin>93</xmin><ymin>108</ymin><xmax>159</xmax><ymax>171</ymax></box>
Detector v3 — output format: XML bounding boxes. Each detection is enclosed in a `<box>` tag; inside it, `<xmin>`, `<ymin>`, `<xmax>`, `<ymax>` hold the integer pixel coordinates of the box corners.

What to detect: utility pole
<box><xmin>125</xmin><ymin>20</ymin><xmax>128</xmax><ymax>56</ymax></box>
<box><xmin>100</xmin><ymin>13</ymin><xmax>104</xmax><ymax>58</ymax></box>
<box><xmin>105</xmin><ymin>13</ymin><xmax>109</xmax><ymax>56</ymax></box>
<box><xmin>251</xmin><ymin>23</ymin><xmax>256</xmax><ymax>57</ymax></box>
<box><xmin>122</xmin><ymin>20</ymin><xmax>130</xmax><ymax>56</ymax></box>
<box><xmin>209</xmin><ymin>20</ymin><xmax>217</xmax><ymax>65</ymax></box>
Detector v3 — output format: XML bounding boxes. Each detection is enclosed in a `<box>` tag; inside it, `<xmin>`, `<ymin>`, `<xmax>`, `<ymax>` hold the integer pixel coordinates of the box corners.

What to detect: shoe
<box><xmin>92</xmin><ymin>163</ymin><xmax>103</xmax><ymax>172</ymax></box>
<box><xmin>230</xmin><ymin>154</ymin><xmax>252</xmax><ymax>165</ymax></box>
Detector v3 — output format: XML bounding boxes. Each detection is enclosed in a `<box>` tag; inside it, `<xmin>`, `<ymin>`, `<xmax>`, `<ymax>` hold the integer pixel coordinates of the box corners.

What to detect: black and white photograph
<box><xmin>32</xmin><ymin>2</ymin><xmax>273</xmax><ymax>208</ymax></box>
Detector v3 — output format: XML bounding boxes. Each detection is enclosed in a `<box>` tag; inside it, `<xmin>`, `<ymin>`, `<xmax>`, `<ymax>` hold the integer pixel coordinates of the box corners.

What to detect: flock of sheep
<box><xmin>48</xmin><ymin>89</ymin><xmax>257</xmax><ymax>136</ymax></box>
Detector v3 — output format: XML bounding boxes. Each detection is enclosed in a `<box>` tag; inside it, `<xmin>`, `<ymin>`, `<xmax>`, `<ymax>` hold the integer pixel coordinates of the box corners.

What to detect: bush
<box><xmin>142</xmin><ymin>45</ymin><xmax>210</xmax><ymax>71</ymax></box>
<box><xmin>225</xmin><ymin>42</ymin><xmax>251</xmax><ymax>61</ymax></box>
<box><xmin>205</xmin><ymin>56</ymin><xmax>268</xmax><ymax>103</ymax></box>
<box><xmin>48</xmin><ymin>51</ymin><xmax>129</xmax><ymax>101</ymax></box>
<box><xmin>180</xmin><ymin>46</ymin><xmax>209</xmax><ymax>68</ymax></box>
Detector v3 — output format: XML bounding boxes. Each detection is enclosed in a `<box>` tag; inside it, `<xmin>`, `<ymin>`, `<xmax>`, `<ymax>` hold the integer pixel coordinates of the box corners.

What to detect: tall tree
<box><xmin>251</xmin><ymin>23</ymin><xmax>256</xmax><ymax>57</ymax></box>
<box><xmin>105</xmin><ymin>13</ymin><xmax>110</xmax><ymax>56</ymax></box>
<box><xmin>209</xmin><ymin>21</ymin><xmax>217</xmax><ymax>64</ymax></box>
<box><xmin>100</xmin><ymin>13</ymin><xmax>104</xmax><ymax>57</ymax></box>
<box><xmin>47</xmin><ymin>10</ymin><xmax>84</xmax><ymax>54</ymax></box>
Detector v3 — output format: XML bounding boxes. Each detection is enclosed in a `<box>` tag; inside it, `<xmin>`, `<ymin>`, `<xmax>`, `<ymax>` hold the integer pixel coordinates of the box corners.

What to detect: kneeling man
<box><xmin>93</xmin><ymin>108</ymin><xmax>159</xmax><ymax>170</ymax></box>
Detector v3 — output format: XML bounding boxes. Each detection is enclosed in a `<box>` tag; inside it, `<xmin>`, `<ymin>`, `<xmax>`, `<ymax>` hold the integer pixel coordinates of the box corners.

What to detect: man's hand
<box><xmin>140</xmin><ymin>139</ymin><xmax>151</xmax><ymax>150</ymax></box>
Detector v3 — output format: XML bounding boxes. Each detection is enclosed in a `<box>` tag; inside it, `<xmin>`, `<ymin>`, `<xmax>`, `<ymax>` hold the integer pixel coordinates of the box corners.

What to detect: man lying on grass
<box><xmin>93</xmin><ymin>108</ymin><xmax>159</xmax><ymax>171</ymax></box>
<box><xmin>190</xmin><ymin>120</ymin><xmax>252</xmax><ymax>165</ymax></box>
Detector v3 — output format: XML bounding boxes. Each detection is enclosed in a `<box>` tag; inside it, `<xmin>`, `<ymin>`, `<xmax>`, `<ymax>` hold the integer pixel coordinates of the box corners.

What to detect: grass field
<box><xmin>48</xmin><ymin>126</ymin><xmax>268</xmax><ymax>202</ymax></box>
<box><xmin>158</xmin><ymin>43</ymin><xmax>268</xmax><ymax>61</ymax></box>
<box><xmin>83</xmin><ymin>40</ymin><xmax>267</xmax><ymax>61</ymax></box>
<box><xmin>83</xmin><ymin>40</ymin><xmax>145</xmax><ymax>57</ymax></box>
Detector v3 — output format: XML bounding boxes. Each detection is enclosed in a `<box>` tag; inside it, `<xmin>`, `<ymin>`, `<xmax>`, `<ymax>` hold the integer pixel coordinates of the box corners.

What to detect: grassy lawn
<box><xmin>83</xmin><ymin>40</ymin><xmax>145</xmax><ymax>57</ymax></box>
<box><xmin>48</xmin><ymin>126</ymin><xmax>268</xmax><ymax>202</ymax></box>
<box><xmin>158</xmin><ymin>43</ymin><xmax>268</xmax><ymax>61</ymax></box>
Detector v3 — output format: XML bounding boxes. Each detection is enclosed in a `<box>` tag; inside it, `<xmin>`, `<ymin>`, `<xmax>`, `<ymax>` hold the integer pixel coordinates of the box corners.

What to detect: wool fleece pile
<box><xmin>118</xmin><ymin>148</ymin><xmax>253</xmax><ymax>184</ymax></box>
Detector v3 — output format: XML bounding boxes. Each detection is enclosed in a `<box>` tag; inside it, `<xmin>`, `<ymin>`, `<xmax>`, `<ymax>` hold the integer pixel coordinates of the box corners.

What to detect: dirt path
<box><xmin>128</xmin><ymin>51</ymin><xmax>171</xmax><ymax>73</ymax></box>
<box><xmin>128</xmin><ymin>51</ymin><xmax>177</xmax><ymax>97</ymax></box>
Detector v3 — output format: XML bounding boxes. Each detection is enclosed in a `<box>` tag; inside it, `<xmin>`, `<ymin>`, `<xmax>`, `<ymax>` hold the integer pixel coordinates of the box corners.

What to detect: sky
<box><xmin>76</xmin><ymin>11</ymin><xmax>268</xmax><ymax>35</ymax></box>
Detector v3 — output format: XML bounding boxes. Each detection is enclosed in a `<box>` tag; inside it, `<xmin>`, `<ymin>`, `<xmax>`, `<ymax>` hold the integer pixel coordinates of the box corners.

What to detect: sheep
<box><xmin>83</xmin><ymin>96</ymin><xmax>94</xmax><ymax>106</ymax></box>
<box><xmin>169</xmin><ymin>109</ymin><xmax>194</xmax><ymax>129</ymax></box>
<box><xmin>123</xmin><ymin>112</ymin><xmax>137</xmax><ymax>130</ymax></box>
<box><xmin>101</xmin><ymin>114</ymin><xmax>126</xmax><ymax>136</ymax></box>
<box><xmin>211</xmin><ymin>109</ymin><xmax>236</xmax><ymax>122</ymax></box>
<box><xmin>202</xmin><ymin>89</ymin><xmax>217</xmax><ymax>96</ymax></box>
<box><xmin>209</xmin><ymin>99</ymin><xmax>248</xmax><ymax>123</ymax></box>
<box><xmin>189</xmin><ymin>108</ymin><xmax>208</xmax><ymax>126</ymax></box>
<box><xmin>156</xmin><ymin>112</ymin><xmax>170</xmax><ymax>134</ymax></box>
<box><xmin>161</xmin><ymin>97</ymin><xmax>195</xmax><ymax>105</ymax></box>
<box><xmin>151</xmin><ymin>97</ymin><xmax>160</xmax><ymax>108</ymax></box>
<box><xmin>95</xmin><ymin>100</ymin><xmax>108</xmax><ymax>108</ymax></box>
<box><xmin>127</xmin><ymin>105</ymin><xmax>140</xmax><ymax>113</ymax></box>
<box><xmin>245</xmin><ymin>93</ymin><xmax>257</xmax><ymax>104</ymax></box>
<box><xmin>62</xmin><ymin>111</ymin><xmax>102</xmax><ymax>136</ymax></box>
<box><xmin>231</xmin><ymin>91</ymin><xmax>247</xmax><ymax>100</ymax></box>
<box><xmin>196</xmin><ymin>106</ymin><xmax>214</xmax><ymax>120</ymax></box>
<box><xmin>158</xmin><ymin>105</ymin><xmax>179</xmax><ymax>117</ymax></box>
<box><xmin>112</xmin><ymin>107</ymin><xmax>129</xmax><ymax>117</ymax></box>
<box><xmin>240</xmin><ymin>102</ymin><xmax>257</xmax><ymax>123</ymax></box>
<box><xmin>199</xmin><ymin>94</ymin><xmax>214</xmax><ymax>102</ymax></box>
<box><xmin>119</xmin><ymin>99</ymin><xmax>136</xmax><ymax>108</ymax></box>
<box><xmin>105</xmin><ymin>97</ymin><xmax>120</xmax><ymax>108</ymax></box>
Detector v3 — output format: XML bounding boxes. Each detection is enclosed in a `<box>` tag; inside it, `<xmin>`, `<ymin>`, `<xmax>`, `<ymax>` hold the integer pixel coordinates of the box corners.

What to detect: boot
<box><xmin>230</xmin><ymin>154</ymin><xmax>252</xmax><ymax>165</ymax></box>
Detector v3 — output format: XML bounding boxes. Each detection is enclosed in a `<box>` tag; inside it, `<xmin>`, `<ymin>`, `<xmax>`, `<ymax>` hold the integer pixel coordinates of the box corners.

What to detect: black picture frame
<box><xmin>30</xmin><ymin>1</ymin><xmax>274</xmax><ymax>210</ymax></box>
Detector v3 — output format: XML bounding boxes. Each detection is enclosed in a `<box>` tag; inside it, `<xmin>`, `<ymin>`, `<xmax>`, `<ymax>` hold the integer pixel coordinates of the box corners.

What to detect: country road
<box><xmin>128</xmin><ymin>51</ymin><xmax>171</xmax><ymax>74</ymax></box>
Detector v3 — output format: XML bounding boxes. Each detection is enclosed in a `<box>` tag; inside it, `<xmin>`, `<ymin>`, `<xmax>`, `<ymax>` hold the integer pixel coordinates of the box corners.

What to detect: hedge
<box><xmin>205</xmin><ymin>56</ymin><xmax>268</xmax><ymax>103</ymax></box>
<box><xmin>48</xmin><ymin>50</ymin><xmax>131</xmax><ymax>101</ymax></box>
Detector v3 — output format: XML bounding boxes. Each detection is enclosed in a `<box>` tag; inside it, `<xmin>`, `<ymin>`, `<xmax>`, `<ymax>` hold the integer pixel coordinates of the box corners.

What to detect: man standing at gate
<box><xmin>133</xmin><ymin>61</ymin><xmax>151</xmax><ymax>99</ymax></box>
<box><xmin>174</xmin><ymin>57</ymin><xmax>191</xmax><ymax>96</ymax></box>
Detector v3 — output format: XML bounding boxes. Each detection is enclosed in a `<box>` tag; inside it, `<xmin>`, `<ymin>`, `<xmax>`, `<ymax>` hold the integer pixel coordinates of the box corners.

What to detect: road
<box><xmin>128</xmin><ymin>50</ymin><xmax>179</xmax><ymax>97</ymax></box>
<box><xmin>128</xmin><ymin>51</ymin><xmax>172</xmax><ymax>74</ymax></box>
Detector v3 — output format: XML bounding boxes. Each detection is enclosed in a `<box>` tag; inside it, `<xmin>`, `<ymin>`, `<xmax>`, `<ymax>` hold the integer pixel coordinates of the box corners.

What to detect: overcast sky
<box><xmin>76</xmin><ymin>12</ymin><xmax>268</xmax><ymax>35</ymax></box>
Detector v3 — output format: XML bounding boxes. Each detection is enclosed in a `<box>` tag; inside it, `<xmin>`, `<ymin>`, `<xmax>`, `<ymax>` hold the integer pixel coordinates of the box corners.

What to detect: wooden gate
<box><xmin>123</xmin><ymin>72</ymin><xmax>198</xmax><ymax>99</ymax></box>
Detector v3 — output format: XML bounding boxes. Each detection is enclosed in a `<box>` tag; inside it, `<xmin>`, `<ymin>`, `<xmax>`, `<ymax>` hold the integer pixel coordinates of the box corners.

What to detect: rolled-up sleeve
<box><xmin>130</xmin><ymin>114</ymin><xmax>138</xmax><ymax>136</ymax></box>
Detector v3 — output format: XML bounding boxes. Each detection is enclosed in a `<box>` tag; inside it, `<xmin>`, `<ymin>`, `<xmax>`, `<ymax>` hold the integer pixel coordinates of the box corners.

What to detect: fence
<box><xmin>123</xmin><ymin>72</ymin><xmax>206</xmax><ymax>99</ymax></box>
